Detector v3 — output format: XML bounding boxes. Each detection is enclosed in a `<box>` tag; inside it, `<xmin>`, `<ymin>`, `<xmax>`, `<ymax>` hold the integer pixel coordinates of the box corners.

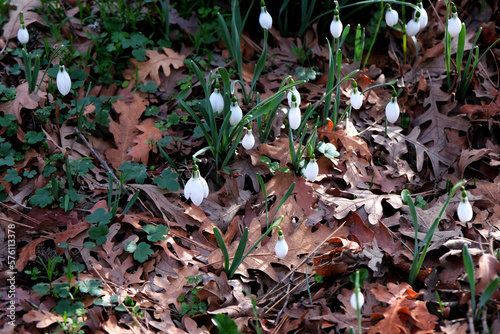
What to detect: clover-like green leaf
<box><xmin>143</xmin><ymin>224</ymin><xmax>169</xmax><ymax>242</ymax></box>
<box><xmin>317</xmin><ymin>142</ymin><xmax>340</xmax><ymax>159</ymax></box>
<box><xmin>4</xmin><ymin>169</ymin><xmax>21</xmax><ymax>184</ymax></box>
<box><xmin>126</xmin><ymin>241</ymin><xmax>154</xmax><ymax>263</ymax></box>
<box><xmin>88</xmin><ymin>223</ymin><xmax>109</xmax><ymax>245</ymax></box>
<box><xmin>29</xmin><ymin>187</ymin><xmax>54</xmax><ymax>208</ymax></box>
<box><xmin>86</xmin><ymin>208</ymin><xmax>112</xmax><ymax>224</ymax></box>
<box><xmin>153</xmin><ymin>169</ymin><xmax>179</xmax><ymax>191</ymax></box>
<box><xmin>78</xmin><ymin>279</ymin><xmax>103</xmax><ymax>296</ymax></box>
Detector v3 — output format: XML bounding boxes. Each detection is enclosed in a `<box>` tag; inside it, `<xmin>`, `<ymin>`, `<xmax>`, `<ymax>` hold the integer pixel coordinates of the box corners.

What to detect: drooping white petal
<box><xmin>259</xmin><ymin>8</ymin><xmax>272</xmax><ymax>30</ymax></box>
<box><xmin>406</xmin><ymin>18</ymin><xmax>420</xmax><ymax>37</ymax></box>
<box><xmin>350</xmin><ymin>89</ymin><xmax>363</xmax><ymax>110</ymax></box>
<box><xmin>288</xmin><ymin>105</ymin><xmax>301</xmax><ymax>130</ymax></box>
<box><xmin>275</xmin><ymin>234</ymin><xmax>288</xmax><ymax>260</ymax></box>
<box><xmin>189</xmin><ymin>181</ymin><xmax>204</xmax><ymax>206</ymax></box>
<box><xmin>416</xmin><ymin>6</ymin><xmax>428</xmax><ymax>29</ymax></box>
<box><xmin>448</xmin><ymin>16</ymin><xmax>462</xmax><ymax>38</ymax></box>
<box><xmin>457</xmin><ymin>197</ymin><xmax>473</xmax><ymax>222</ymax></box>
<box><xmin>287</xmin><ymin>87</ymin><xmax>301</xmax><ymax>108</ymax></box>
<box><xmin>385</xmin><ymin>99</ymin><xmax>400</xmax><ymax>123</ymax></box>
<box><xmin>184</xmin><ymin>177</ymin><xmax>196</xmax><ymax>200</ymax></box>
<box><xmin>199</xmin><ymin>175</ymin><xmax>209</xmax><ymax>198</ymax></box>
<box><xmin>229</xmin><ymin>102</ymin><xmax>242</xmax><ymax>126</ymax></box>
<box><xmin>303</xmin><ymin>160</ymin><xmax>319</xmax><ymax>182</ymax></box>
<box><xmin>56</xmin><ymin>65</ymin><xmax>71</xmax><ymax>96</ymax></box>
<box><xmin>330</xmin><ymin>17</ymin><xmax>343</xmax><ymax>38</ymax></box>
<box><xmin>242</xmin><ymin>132</ymin><xmax>255</xmax><ymax>150</ymax></box>
<box><xmin>350</xmin><ymin>290</ymin><xmax>365</xmax><ymax>310</ymax></box>
<box><xmin>210</xmin><ymin>89</ymin><xmax>224</xmax><ymax>113</ymax></box>
<box><xmin>385</xmin><ymin>8</ymin><xmax>399</xmax><ymax>27</ymax></box>
<box><xmin>17</xmin><ymin>26</ymin><xmax>29</xmax><ymax>44</ymax></box>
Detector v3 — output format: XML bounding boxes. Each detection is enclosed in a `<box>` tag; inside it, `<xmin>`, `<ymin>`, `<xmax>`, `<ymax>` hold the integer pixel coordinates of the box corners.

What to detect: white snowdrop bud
<box><xmin>275</xmin><ymin>228</ymin><xmax>288</xmax><ymax>260</ymax></box>
<box><xmin>416</xmin><ymin>1</ymin><xmax>428</xmax><ymax>29</ymax></box>
<box><xmin>229</xmin><ymin>96</ymin><xmax>243</xmax><ymax>126</ymax></box>
<box><xmin>287</xmin><ymin>85</ymin><xmax>301</xmax><ymax>109</ymax></box>
<box><xmin>457</xmin><ymin>187</ymin><xmax>473</xmax><ymax>222</ymax></box>
<box><xmin>18</xmin><ymin>25</ymin><xmax>29</xmax><ymax>44</ymax></box>
<box><xmin>210</xmin><ymin>81</ymin><xmax>224</xmax><ymax>114</ymax></box>
<box><xmin>385</xmin><ymin>5</ymin><xmax>399</xmax><ymax>27</ymax></box>
<box><xmin>184</xmin><ymin>164</ymin><xmax>209</xmax><ymax>206</ymax></box>
<box><xmin>385</xmin><ymin>91</ymin><xmax>400</xmax><ymax>123</ymax></box>
<box><xmin>288</xmin><ymin>101</ymin><xmax>301</xmax><ymax>130</ymax></box>
<box><xmin>406</xmin><ymin>12</ymin><xmax>420</xmax><ymax>37</ymax></box>
<box><xmin>241</xmin><ymin>128</ymin><xmax>255</xmax><ymax>150</ymax></box>
<box><xmin>303</xmin><ymin>156</ymin><xmax>319</xmax><ymax>182</ymax></box>
<box><xmin>448</xmin><ymin>6</ymin><xmax>461</xmax><ymax>38</ymax></box>
<box><xmin>56</xmin><ymin>65</ymin><xmax>71</xmax><ymax>96</ymax></box>
<box><xmin>259</xmin><ymin>1</ymin><xmax>272</xmax><ymax>30</ymax></box>
<box><xmin>350</xmin><ymin>289</ymin><xmax>365</xmax><ymax>310</ymax></box>
<box><xmin>330</xmin><ymin>9</ymin><xmax>343</xmax><ymax>38</ymax></box>
<box><xmin>350</xmin><ymin>81</ymin><xmax>363</xmax><ymax>110</ymax></box>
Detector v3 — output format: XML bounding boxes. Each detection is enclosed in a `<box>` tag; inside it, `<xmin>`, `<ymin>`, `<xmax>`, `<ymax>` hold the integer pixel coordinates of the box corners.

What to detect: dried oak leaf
<box><xmin>130</xmin><ymin>47</ymin><xmax>186</xmax><ymax>86</ymax></box>
<box><xmin>209</xmin><ymin>217</ymin><xmax>342</xmax><ymax>281</ymax></box>
<box><xmin>409</xmin><ymin>85</ymin><xmax>470</xmax><ymax>176</ymax></box>
<box><xmin>0</xmin><ymin>82</ymin><xmax>39</xmax><ymax>123</ymax></box>
<box><xmin>476</xmin><ymin>254</ymin><xmax>500</xmax><ymax>294</ymax></box>
<box><xmin>318</xmin><ymin>119</ymin><xmax>372</xmax><ymax>160</ymax></box>
<box><xmin>318</xmin><ymin>188</ymin><xmax>402</xmax><ymax>226</ymax></box>
<box><xmin>22</xmin><ymin>310</ymin><xmax>63</xmax><ymax>328</ymax></box>
<box><xmin>368</xmin><ymin>282</ymin><xmax>439</xmax><ymax>334</ymax></box>
<box><xmin>105</xmin><ymin>95</ymin><xmax>147</xmax><ymax>168</ymax></box>
<box><xmin>2</xmin><ymin>0</ymin><xmax>44</xmax><ymax>40</ymax></box>
<box><xmin>128</xmin><ymin>118</ymin><xmax>163</xmax><ymax>164</ymax></box>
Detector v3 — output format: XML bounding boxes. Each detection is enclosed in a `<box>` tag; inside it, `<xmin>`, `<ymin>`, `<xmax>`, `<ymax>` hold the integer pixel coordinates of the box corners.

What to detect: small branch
<box><xmin>75</xmin><ymin>130</ymin><xmax>120</xmax><ymax>185</ymax></box>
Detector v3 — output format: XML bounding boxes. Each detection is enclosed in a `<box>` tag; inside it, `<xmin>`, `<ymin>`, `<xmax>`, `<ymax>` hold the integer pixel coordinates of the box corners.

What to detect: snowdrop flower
<box><xmin>448</xmin><ymin>5</ymin><xmax>461</xmax><ymax>38</ymax></box>
<box><xmin>184</xmin><ymin>164</ymin><xmax>209</xmax><ymax>207</ymax></box>
<box><xmin>259</xmin><ymin>0</ymin><xmax>272</xmax><ymax>30</ymax></box>
<box><xmin>303</xmin><ymin>155</ymin><xmax>319</xmax><ymax>182</ymax></box>
<box><xmin>406</xmin><ymin>11</ymin><xmax>420</xmax><ymax>37</ymax></box>
<box><xmin>415</xmin><ymin>0</ymin><xmax>428</xmax><ymax>29</ymax></box>
<box><xmin>330</xmin><ymin>9</ymin><xmax>343</xmax><ymax>38</ymax></box>
<box><xmin>210</xmin><ymin>81</ymin><xmax>224</xmax><ymax>114</ymax></box>
<box><xmin>229</xmin><ymin>96</ymin><xmax>243</xmax><ymax>126</ymax></box>
<box><xmin>17</xmin><ymin>11</ymin><xmax>29</xmax><ymax>44</ymax></box>
<box><xmin>287</xmin><ymin>83</ymin><xmax>301</xmax><ymax>109</ymax></box>
<box><xmin>274</xmin><ymin>228</ymin><xmax>288</xmax><ymax>260</ymax></box>
<box><xmin>241</xmin><ymin>126</ymin><xmax>255</xmax><ymax>150</ymax></box>
<box><xmin>288</xmin><ymin>95</ymin><xmax>301</xmax><ymax>130</ymax></box>
<box><xmin>385</xmin><ymin>5</ymin><xmax>399</xmax><ymax>27</ymax></box>
<box><xmin>57</xmin><ymin>65</ymin><xmax>71</xmax><ymax>96</ymax></box>
<box><xmin>350</xmin><ymin>289</ymin><xmax>365</xmax><ymax>310</ymax></box>
<box><xmin>457</xmin><ymin>187</ymin><xmax>473</xmax><ymax>222</ymax></box>
<box><xmin>350</xmin><ymin>81</ymin><xmax>363</xmax><ymax>110</ymax></box>
<box><xmin>385</xmin><ymin>89</ymin><xmax>399</xmax><ymax>123</ymax></box>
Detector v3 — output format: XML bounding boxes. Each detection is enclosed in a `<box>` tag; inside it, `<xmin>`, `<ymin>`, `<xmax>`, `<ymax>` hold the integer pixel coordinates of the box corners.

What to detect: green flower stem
<box><xmin>362</xmin><ymin>0</ymin><xmax>384</xmax><ymax>69</ymax></box>
<box><xmin>406</xmin><ymin>180</ymin><xmax>466</xmax><ymax>286</ymax></box>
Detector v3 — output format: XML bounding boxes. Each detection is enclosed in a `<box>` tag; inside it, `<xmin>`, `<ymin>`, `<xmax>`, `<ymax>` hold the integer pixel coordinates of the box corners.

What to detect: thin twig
<box><xmin>75</xmin><ymin>130</ymin><xmax>120</xmax><ymax>185</ymax></box>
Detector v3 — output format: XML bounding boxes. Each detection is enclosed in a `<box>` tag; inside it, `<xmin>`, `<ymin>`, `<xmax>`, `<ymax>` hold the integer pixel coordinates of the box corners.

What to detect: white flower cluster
<box><xmin>384</xmin><ymin>1</ymin><xmax>429</xmax><ymax>37</ymax></box>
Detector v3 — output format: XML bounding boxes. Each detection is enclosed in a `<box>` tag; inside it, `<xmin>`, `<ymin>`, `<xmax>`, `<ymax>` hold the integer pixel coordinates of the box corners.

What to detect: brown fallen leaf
<box><xmin>2</xmin><ymin>0</ymin><xmax>45</xmax><ymax>41</ymax></box>
<box><xmin>319</xmin><ymin>188</ymin><xmax>403</xmax><ymax>225</ymax></box>
<box><xmin>130</xmin><ymin>47</ymin><xmax>186</xmax><ymax>86</ymax></box>
<box><xmin>128</xmin><ymin>118</ymin><xmax>163</xmax><ymax>164</ymax></box>
<box><xmin>22</xmin><ymin>309</ymin><xmax>64</xmax><ymax>328</ymax></box>
<box><xmin>105</xmin><ymin>95</ymin><xmax>147</xmax><ymax>168</ymax></box>
<box><xmin>368</xmin><ymin>282</ymin><xmax>439</xmax><ymax>334</ymax></box>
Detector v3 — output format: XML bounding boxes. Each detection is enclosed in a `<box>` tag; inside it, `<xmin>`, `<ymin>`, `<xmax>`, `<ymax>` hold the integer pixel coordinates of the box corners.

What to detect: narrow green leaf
<box><xmin>213</xmin><ymin>227</ymin><xmax>230</xmax><ymax>273</ymax></box>
<box><xmin>228</xmin><ymin>227</ymin><xmax>249</xmax><ymax>278</ymax></box>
